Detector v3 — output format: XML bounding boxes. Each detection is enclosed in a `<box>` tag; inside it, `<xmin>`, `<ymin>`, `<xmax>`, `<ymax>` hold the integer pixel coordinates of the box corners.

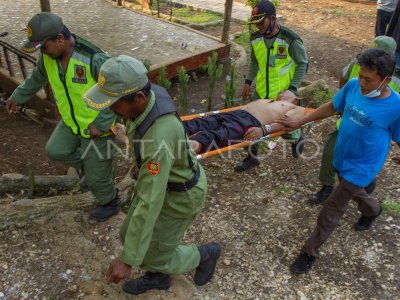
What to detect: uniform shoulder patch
<box><xmin>147</xmin><ymin>161</ymin><xmax>160</xmax><ymax>176</ymax></box>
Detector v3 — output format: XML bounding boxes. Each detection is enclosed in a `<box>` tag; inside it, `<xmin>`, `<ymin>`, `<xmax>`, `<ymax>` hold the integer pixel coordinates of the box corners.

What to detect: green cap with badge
<box><xmin>370</xmin><ymin>36</ymin><xmax>396</xmax><ymax>55</ymax></box>
<box><xmin>22</xmin><ymin>12</ymin><xmax>65</xmax><ymax>53</ymax></box>
<box><xmin>84</xmin><ymin>55</ymin><xmax>149</xmax><ymax>111</ymax></box>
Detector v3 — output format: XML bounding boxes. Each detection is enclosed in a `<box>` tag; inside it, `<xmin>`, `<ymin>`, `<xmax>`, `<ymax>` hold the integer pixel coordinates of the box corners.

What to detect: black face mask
<box><xmin>265</xmin><ymin>16</ymin><xmax>275</xmax><ymax>35</ymax></box>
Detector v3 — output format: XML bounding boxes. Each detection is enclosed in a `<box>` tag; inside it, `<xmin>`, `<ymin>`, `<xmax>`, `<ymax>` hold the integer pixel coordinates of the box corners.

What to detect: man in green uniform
<box><xmin>83</xmin><ymin>55</ymin><xmax>221</xmax><ymax>295</ymax></box>
<box><xmin>5</xmin><ymin>12</ymin><xmax>119</xmax><ymax>221</ymax></box>
<box><xmin>236</xmin><ymin>0</ymin><xmax>309</xmax><ymax>172</ymax></box>
<box><xmin>309</xmin><ymin>36</ymin><xmax>399</xmax><ymax>204</ymax></box>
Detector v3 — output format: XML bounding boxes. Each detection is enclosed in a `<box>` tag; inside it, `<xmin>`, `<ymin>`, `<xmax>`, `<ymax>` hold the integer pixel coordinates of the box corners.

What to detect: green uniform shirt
<box><xmin>246</xmin><ymin>25</ymin><xmax>308</xmax><ymax>92</ymax></box>
<box><xmin>343</xmin><ymin>60</ymin><xmax>400</xmax><ymax>92</ymax></box>
<box><xmin>118</xmin><ymin>91</ymin><xmax>207</xmax><ymax>266</ymax></box>
<box><xmin>10</xmin><ymin>35</ymin><xmax>115</xmax><ymax>132</ymax></box>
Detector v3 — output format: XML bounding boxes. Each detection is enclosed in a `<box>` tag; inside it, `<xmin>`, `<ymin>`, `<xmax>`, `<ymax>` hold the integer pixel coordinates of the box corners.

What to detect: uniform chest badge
<box><xmin>147</xmin><ymin>161</ymin><xmax>160</xmax><ymax>176</ymax></box>
<box><xmin>277</xmin><ymin>45</ymin><xmax>287</xmax><ymax>59</ymax></box>
<box><xmin>72</xmin><ymin>65</ymin><xmax>87</xmax><ymax>84</ymax></box>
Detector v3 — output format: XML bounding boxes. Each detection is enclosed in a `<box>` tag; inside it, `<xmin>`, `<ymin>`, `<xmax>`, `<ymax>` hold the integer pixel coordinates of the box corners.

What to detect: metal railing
<box><xmin>0</xmin><ymin>33</ymin><xmax>56</xmax><ymax>119</ymax></box>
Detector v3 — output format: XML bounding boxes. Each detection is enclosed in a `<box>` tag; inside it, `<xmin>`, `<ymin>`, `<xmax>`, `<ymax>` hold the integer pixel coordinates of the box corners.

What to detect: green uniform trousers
<box><xmin>120</xmin><ymin>206</ymin><xmax>201</xmax><ymax>274</ymax></box>
<box><xmin>45</xmin><ymin>121</ymin><xmax>117</xmax><ymax>205</ymax></box>
<box><xmin>319</xmin><ymin>128</ymin><xmax>338</xmax><ymax>187</ymax></box>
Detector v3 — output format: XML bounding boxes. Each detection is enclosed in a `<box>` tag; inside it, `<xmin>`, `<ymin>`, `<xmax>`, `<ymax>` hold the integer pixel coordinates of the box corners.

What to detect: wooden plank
<box><xmin>17</xmin><ymin>56</ymin><xmax>28</xmax><ymax>79</ymax></box>
<box><xmin>0</xmin><ymin>67</ymin><xmax>57</xmax><ymax>120</ymax></box>
<box><xmin>4</xmin><ymin>47</ymin><xmax>15</xmax><ymax>77</ymax></box>
<box><xmin>40</xmin><ymin>0</ymin><xmax>51</xmax><ymax>12</ymax></box>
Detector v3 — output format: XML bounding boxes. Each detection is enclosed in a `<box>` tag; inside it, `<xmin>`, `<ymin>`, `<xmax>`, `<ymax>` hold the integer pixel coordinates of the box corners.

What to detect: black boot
<box><xmin>354</xmin><ymin>204</ymin><xmax>383</xmax><ymax>231</ymax></box>
<box><xmin>194</xmin><ymin>243</ymin><xmax>221</xmax><ymax>286</ymax></box>
<box><xmin>89</xmin><ymin>190</ymin><xmax>121</xmax><ymax>221</ymax></box>
<box><xmin>291</xmin><ymin>136</ymin><xmax>304</xmax><ymax>158</ymax></box>
<box><xmin>309</xmin><ymin>185</ymin><xmax>333</xmax><ymax>205</ymax></box>
<box><xmin>234</xmin><ymin>148</ymin><xmax>260</xmax><ymax>172</ymax></box>
<box><xmin>365</xmin><ymin>178</ymin><xmax>377</xmax><ymax>194</ymax></box>
<box><xmin>122</xmin><ymin>272</ymin><xmax>170</xmax><ymax>295</ymax></box>
<box><xmin>290</xmin><ymin>252</ymin><xmax>316</xmax><ymax>275</ymax></box>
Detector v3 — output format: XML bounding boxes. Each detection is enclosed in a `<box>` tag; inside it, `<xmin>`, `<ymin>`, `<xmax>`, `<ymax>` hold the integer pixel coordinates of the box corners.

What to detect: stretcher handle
<box><xmin>196</xmin><ymin>130</ymin><xmax>288</xmax><ymax>160</ymax></box>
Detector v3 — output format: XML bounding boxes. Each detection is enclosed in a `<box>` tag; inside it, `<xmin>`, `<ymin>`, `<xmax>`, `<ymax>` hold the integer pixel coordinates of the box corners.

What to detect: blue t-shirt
<box><xmin>333</xmin><ymin>78</ymin><xmax>400</xmax><ymax>187</ymax></box>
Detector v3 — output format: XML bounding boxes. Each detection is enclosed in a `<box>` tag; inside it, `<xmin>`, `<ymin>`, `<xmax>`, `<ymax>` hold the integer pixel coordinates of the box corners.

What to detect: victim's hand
<box><xmin>276</xmin><ymin>115</ymin><xmax>303</xmax><ymax>131</ymax></box>
<box><xmin>244</xmin><ymin>126</ymin><xmax>263</xmax><ymax>141</ymax></box>
<box><xmin>106</xmin><ymin>258</ymin><xmax>132</xmax><ymax>284</ymax></box>
<box><xmin>5</xmin><ymin>98</ymin><xmax>17</xmax><ymax>114</ymax></box>
<box><xmin>87</xmin><ymin>124</ymin><xmax>104</xmax><ymax>138</ymax></box>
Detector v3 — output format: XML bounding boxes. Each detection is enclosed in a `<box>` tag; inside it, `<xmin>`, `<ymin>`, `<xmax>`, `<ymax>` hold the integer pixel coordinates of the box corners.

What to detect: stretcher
<box><xmin>181</xmin><ymin>106</ymin><xmax>315</xmax><ymax>160</ymax></box>
<box><xmin>111</xmin><ymin>106</ymin><xmax>315</xmax><ymax>160</ymax></box>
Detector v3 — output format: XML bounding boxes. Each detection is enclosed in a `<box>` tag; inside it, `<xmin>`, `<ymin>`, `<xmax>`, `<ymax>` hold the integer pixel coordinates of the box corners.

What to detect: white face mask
<box><xmin>363</xmin><ymin>76</ymin><xmax>387</xmax><ymax>98</ymax></box>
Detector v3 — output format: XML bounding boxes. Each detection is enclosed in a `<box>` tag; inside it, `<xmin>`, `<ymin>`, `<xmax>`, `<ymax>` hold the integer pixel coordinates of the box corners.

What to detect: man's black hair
<box><xmin>357</xmin><ymin>48</ymin><xmax>395</xmax><ymax>79</ymax></box>
<box><xmin>48</xmin><ymin>25</ymin><xmax>72</xmax><ymax>41</ymax></box>
<box><xmin>119</xmin><ymin>81</ymin><xmax>152</xmax><ymax>101</ymax></box>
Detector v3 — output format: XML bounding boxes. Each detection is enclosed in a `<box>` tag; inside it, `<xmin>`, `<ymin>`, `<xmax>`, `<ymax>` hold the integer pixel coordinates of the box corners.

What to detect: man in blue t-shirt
<box><xmin>277</xmin><ymin>48</ymin><xmax>400</xmax><ymax>275</ymax></box>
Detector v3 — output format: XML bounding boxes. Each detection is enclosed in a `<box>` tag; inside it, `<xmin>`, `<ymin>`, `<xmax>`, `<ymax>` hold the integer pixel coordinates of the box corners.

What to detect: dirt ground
<box><xmin>1</xmin><ymin>0</ymin><xmax>400</xmax><ymax>299</ymax></box>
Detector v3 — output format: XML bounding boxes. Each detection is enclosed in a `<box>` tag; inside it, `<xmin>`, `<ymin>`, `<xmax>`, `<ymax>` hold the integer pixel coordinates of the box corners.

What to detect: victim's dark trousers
<box><xmin>183</xmin><ymin>110</ymin><xmax>261</xmax><ymax>153</ymax></box>
<box><xmin>302</xmin><ymin>178</ymin><xmax>381</xmax><ymax>257</ymax></box>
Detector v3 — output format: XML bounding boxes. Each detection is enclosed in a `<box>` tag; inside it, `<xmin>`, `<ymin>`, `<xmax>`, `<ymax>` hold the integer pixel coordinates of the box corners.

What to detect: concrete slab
<box><xmin>0</xmin><ymin>0</ymin><xmax>228</xmax><ymax>79</ymax></box>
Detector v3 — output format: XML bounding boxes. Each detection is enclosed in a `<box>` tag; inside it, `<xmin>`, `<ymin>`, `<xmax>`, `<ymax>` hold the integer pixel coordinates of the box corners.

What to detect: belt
<box><xmin>167</xmin><ymin>167</ymin><xmax>200</xmax><ymax>192</ymax></box>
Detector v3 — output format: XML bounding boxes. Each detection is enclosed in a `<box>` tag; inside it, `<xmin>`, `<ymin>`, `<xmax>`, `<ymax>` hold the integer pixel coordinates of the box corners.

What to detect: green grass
<box><xmin>383</xmin><ymin>195</ymin><xmax>400</xmax><ymax>217</ymax></box>
<box><xmin>233</xmin><ymin>31</ymin><xmax>252</xmax><ymax>61</ymax></box>
<box><xmin>174</xmin><ymin>7</ymin><xmax>222</xmax><ymax>24</ymax></box>
<box><xmin>275</xmin><ymin>184</ymin><xmax>290</xmax><ymax>195</ymax></box>
<box><xmin>313</xmin><ymin>89</ymin><xmax>335</xmax><ymax>105</ymax></box>
<box><xmin>151</xmin><ymin>5</ymin><xmax>222</xmax><ymax>24</ymax></box>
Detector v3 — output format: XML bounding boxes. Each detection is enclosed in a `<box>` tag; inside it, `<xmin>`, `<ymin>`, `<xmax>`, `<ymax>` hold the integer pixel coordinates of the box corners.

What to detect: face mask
<box><xmin>265</xmin><ymin>16</ymin><xmax>275</xmax><ymax>35</ymax></box>
<box><xmin>363</xmin><ymin>76</ymin><xmax>387</xmax><ymax>98</ymax></box>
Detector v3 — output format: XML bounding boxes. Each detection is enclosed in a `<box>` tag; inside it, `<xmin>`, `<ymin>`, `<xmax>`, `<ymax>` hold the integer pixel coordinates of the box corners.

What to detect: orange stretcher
<box><xmin>110</xmin><ymin>107</ymin><xmax>314</xmax><ymax>160</ymax></box>
<box><xmin>182</xmin><ymin>107</ymin><xmax>315</xmax><ymax>160</ymax></box>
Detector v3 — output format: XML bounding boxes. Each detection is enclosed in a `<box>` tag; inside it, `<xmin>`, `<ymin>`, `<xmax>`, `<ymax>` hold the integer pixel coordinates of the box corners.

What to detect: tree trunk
<box><xmin>221</xmin><ymin>0</ymin><xmax>234</xmax><ymax>44</ymax></box>
<box><xmin>40</xmin><ymin>0</ymin><xmax>51</xmax><ymax>12</ymax></box>
<box><xmin>0</xmin><ymin>193</ymin><xmax>96</xmax><ymax>230</ymax></box>
<box><xmin>0</xmin><ymin>173</ymin><xmax>135</xmax><ymax>231</ymax></box>
<box><xmin>0</xmin><ymin>173</ymin><xmax>79</xmax><ymax>196</ymax></box>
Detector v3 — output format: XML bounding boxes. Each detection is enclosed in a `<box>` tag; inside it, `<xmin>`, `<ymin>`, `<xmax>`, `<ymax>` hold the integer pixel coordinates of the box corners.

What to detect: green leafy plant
<box><xmin>299</xmin><ymin>82</ymin><xmax>335</xmax><ymax>108</ymax></box>
<box><xmin>177</xmin><ymin>66</ymin><xmax>190</xmax><ymax>115</ymax></box>
<box><xmin>156</xmin><ymin>66</ymin><xmax>172</xmax><ymax>91</ymax></box>
<box><xmin>142</xmin><ymin>59</ymin><xmax>152</xmax><ymax>72</ymax></box>
<box><xmin>233</xmin><ymin>31</ymin><xmax>252</xmax><ymax>61</ymax></box>
<box><xmin>206</xmin><ymin>52</ymin><xmax>223</xmax><ymax>111</ymax></box>
<box><xmin>384</xmin><ymin>195</ymin><xmax>400</xmax><ymax>217</ymax></box>
<box><xmin>225</xmin><ymin>60</ymin><xmax>238</xmax><ymax>108</ymax></box>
